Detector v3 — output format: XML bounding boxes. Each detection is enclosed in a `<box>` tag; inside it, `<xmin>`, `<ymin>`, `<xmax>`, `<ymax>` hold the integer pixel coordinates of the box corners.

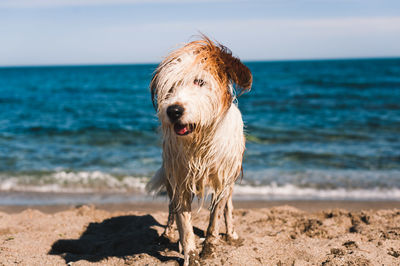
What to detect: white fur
<box><xmin>147</xmin><ymin>37</ymin><xmax>251</xmax><ymax>265</ymax></box>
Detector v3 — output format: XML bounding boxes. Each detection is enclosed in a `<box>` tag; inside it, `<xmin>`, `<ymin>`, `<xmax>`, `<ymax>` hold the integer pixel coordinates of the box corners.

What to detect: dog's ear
<box><xmin>150</xmin><ymin>72</ymin><xmax>158</xmax><ymax>110</ymax></box>
<box><xmin>219</xmin><ymin>45</ymin><xmax>252</xmax><ymax>96</ymax></box>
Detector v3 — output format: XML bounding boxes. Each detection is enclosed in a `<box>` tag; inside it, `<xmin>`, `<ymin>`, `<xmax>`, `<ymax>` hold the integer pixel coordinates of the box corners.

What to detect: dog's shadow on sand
<box><xmin>49</xmin><ymin>214</ymin><xmax>204</xmax><ymax>264</ymax></box>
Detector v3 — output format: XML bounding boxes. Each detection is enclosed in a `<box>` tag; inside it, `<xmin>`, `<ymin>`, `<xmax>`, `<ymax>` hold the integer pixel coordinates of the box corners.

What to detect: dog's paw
<box><xmin>224</xmin><ymin>235</ymin><xmax>244</xmax><ymax>247</ymax></box>
<box><xmin>157</xmin><ymin>232</ymin><xmax>177</xmax><ymax>245</ymax></box>
<box><xmin>200</xmin><ymin>239</ymin><xmax>217</xmax><ymax>259</ymax></box>
<box><xmin>188</xmin><ymin>250</ymin><xmax>201</xmax><ymax>266</ymax></box>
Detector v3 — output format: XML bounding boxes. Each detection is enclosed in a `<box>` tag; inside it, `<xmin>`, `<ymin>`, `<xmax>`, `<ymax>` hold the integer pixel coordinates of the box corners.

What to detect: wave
<box><xmin>234</xmin><ymin>183</ymin><xmax>400</xmax><ymax>201</ymax></box>
<box><xmin>0</xmin><ymin>171</ymin><xmax>148</xmax><ymax>193</ymax></box>
<box><xmin>0</xmin><ymin>171</ymin><xmax>399</xmax><ymax>201</ymax></box>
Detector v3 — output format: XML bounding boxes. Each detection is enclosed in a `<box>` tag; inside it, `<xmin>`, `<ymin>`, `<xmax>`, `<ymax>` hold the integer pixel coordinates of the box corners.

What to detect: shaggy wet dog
<box><xmin>147</xmin><ymin>36</ymin><xmax>252</xmax><ymax>265</ymax></box>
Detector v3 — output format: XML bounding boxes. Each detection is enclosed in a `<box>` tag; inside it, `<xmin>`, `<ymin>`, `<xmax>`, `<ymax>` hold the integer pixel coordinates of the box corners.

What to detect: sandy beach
<box><xmin>0</xmin><ymin>200</ymin><xmax>399</xmax><ymax>265</ymax></box>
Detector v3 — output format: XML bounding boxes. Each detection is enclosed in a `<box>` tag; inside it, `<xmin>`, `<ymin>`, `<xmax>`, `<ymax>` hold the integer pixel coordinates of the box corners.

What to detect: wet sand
<box><xmin>0</xmin><ymin>199</ymin><xmax>399</xmax><ymax>213</ymax></box>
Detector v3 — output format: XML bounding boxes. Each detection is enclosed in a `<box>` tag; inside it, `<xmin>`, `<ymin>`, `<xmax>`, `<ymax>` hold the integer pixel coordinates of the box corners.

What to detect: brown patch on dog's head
<box><xmin>187</xmin><ymin>36</ymin><xmax>252</xmax><ymax>110</ymax></box>
<box><xmin>150</xmin><ymin>35</ymin><xmax>252</xmax><ymax>111</ymax></box>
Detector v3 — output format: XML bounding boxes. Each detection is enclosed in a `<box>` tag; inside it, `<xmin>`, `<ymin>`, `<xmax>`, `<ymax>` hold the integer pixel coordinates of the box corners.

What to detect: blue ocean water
<box><xmin>0</xmin><ymin>59</ymin><xmax>400</xmax><ymax>203</ymax></box>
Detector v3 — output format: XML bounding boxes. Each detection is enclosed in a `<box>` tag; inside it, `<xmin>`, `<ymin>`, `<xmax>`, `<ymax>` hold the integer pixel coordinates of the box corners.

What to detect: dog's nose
<box><xmin>166</xmin><ymin>104</ymin><xmax>184</xmax><ymax>122</ymax></box>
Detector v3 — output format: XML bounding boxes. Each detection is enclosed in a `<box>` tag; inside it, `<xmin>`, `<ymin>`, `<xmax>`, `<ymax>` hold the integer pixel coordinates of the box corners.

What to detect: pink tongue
<box><xmin>177</xmin><ymin>126</ymin><xmax>188</xmax><ymax>135</ymax></box>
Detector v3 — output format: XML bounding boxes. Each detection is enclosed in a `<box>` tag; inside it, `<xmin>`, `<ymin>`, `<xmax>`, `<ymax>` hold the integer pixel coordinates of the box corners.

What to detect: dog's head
<box><xmin>151</xmin><ymin>36</ymin><xmax>252</xmax><ymax>137</ymax></box>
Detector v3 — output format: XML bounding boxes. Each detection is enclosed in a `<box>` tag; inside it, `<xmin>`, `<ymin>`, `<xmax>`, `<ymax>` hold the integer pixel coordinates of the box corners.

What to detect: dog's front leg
<box><xmin>162</xmin><ymin>180</ymin><xmax>176</xmax><ymax>241</ymax></box>
<box><xmin>163</xmin><ymin>202</ymin><xmax>176</xmax><ymax>239</ymax></box>
<box><xmin>224</xmin><ymin>186</ymin><xmax>239</xmax><ymax>241</ymax></box>
<box><xmin>201</xmin><ymin>194</ymin><xmax>228</xmax><ymax>258</ymax></box>
<box><xmin>175</xmin><ymin>195</ymin><xmax>199</xmax><ymax>265</ymax></box>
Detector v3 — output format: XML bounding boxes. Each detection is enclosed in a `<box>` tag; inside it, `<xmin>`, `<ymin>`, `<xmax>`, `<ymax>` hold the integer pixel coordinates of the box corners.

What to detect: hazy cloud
<box><xmin>0</xmin><ymin>0</ymin><xmax>228</xmax><ymax>8</ymax></box>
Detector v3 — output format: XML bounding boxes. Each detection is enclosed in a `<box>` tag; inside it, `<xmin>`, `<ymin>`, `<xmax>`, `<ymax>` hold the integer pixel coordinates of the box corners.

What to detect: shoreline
<box><xmin>0</xmin><ymin>199</ymin><xmax>399</xmax><ymax>214</ymax></box>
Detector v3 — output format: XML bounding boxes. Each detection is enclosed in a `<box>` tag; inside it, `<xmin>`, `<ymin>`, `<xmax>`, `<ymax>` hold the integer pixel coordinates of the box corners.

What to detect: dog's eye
<box><xmin>165</xmin><ymin>86</ymin><xmax>174</xmax><ymax>99</ymax></box>
<box><xmin>194</xmin><ymin>79</ymin><xmax>205</xmax><ymax>87</ymax></box>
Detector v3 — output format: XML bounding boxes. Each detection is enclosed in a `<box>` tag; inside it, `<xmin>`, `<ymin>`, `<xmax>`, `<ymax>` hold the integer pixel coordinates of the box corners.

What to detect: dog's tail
<box><xmin>146</xmin><ymin>167</ymin><xmax>166</xmax><ymax>194</ymax></box>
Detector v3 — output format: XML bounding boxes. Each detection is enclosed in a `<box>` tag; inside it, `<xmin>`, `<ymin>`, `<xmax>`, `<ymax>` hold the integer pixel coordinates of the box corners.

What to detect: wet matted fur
<box><xmin>147</xmin><ymin>35</ymin><xmax>252</xmax><ymax>265</ymax></box>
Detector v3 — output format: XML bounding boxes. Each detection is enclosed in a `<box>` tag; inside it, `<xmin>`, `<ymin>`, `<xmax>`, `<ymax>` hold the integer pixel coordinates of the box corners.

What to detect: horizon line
<box><xmin>1</xmin><ymin>56</ymin><xmax>399</xmax><ymax>68</ymax></box>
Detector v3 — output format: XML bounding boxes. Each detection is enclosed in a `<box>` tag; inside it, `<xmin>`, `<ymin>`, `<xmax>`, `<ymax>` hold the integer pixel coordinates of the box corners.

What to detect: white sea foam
<box><xmin>0</xmin><ymin>171</ymin><xmax>148</xmax><ymax>193</ymax></box>
<box><xmin>234</xmin><ymin>183</ymin><xmax>400</xmax><ymax>200</ymax></box>
<box><xmin>0</xmin><ymin>171</ymin><xmax>399</xmax><ymax>201</ymax></box>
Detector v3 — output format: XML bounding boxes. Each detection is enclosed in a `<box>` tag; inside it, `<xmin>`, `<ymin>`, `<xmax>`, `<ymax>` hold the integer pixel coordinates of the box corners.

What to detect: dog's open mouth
<box><xmin>174</xmin><ymin>123</ymin><xmax>195</xmax><ymax>136</ymax></box>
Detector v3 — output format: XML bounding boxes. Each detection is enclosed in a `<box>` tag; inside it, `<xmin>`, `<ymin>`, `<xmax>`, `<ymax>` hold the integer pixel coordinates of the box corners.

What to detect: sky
<box><xmin>1</xmin><ymin>0</ymin><xmax>400</xmax><ymax>66</ymax></box>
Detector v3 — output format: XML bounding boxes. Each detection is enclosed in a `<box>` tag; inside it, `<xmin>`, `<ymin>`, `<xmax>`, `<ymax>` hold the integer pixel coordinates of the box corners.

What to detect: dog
<box><xmin>147</xmin><ymin>35</ymin><xmax>252</xmax><ymax>265</ymax></box>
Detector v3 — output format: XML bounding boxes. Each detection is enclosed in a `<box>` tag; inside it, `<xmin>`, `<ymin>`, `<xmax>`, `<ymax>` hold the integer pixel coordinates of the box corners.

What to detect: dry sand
<box><xmin>0</xmin><ymin>201</ymin><xmax>399</xmax><ymax>265</ymax></box>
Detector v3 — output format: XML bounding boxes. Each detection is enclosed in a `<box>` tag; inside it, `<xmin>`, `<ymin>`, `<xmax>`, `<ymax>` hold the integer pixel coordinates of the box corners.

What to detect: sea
<box><xmin>1</xmin><ymin>58</ymin><xmax>400</xmax><ymax>205</ymax></box>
